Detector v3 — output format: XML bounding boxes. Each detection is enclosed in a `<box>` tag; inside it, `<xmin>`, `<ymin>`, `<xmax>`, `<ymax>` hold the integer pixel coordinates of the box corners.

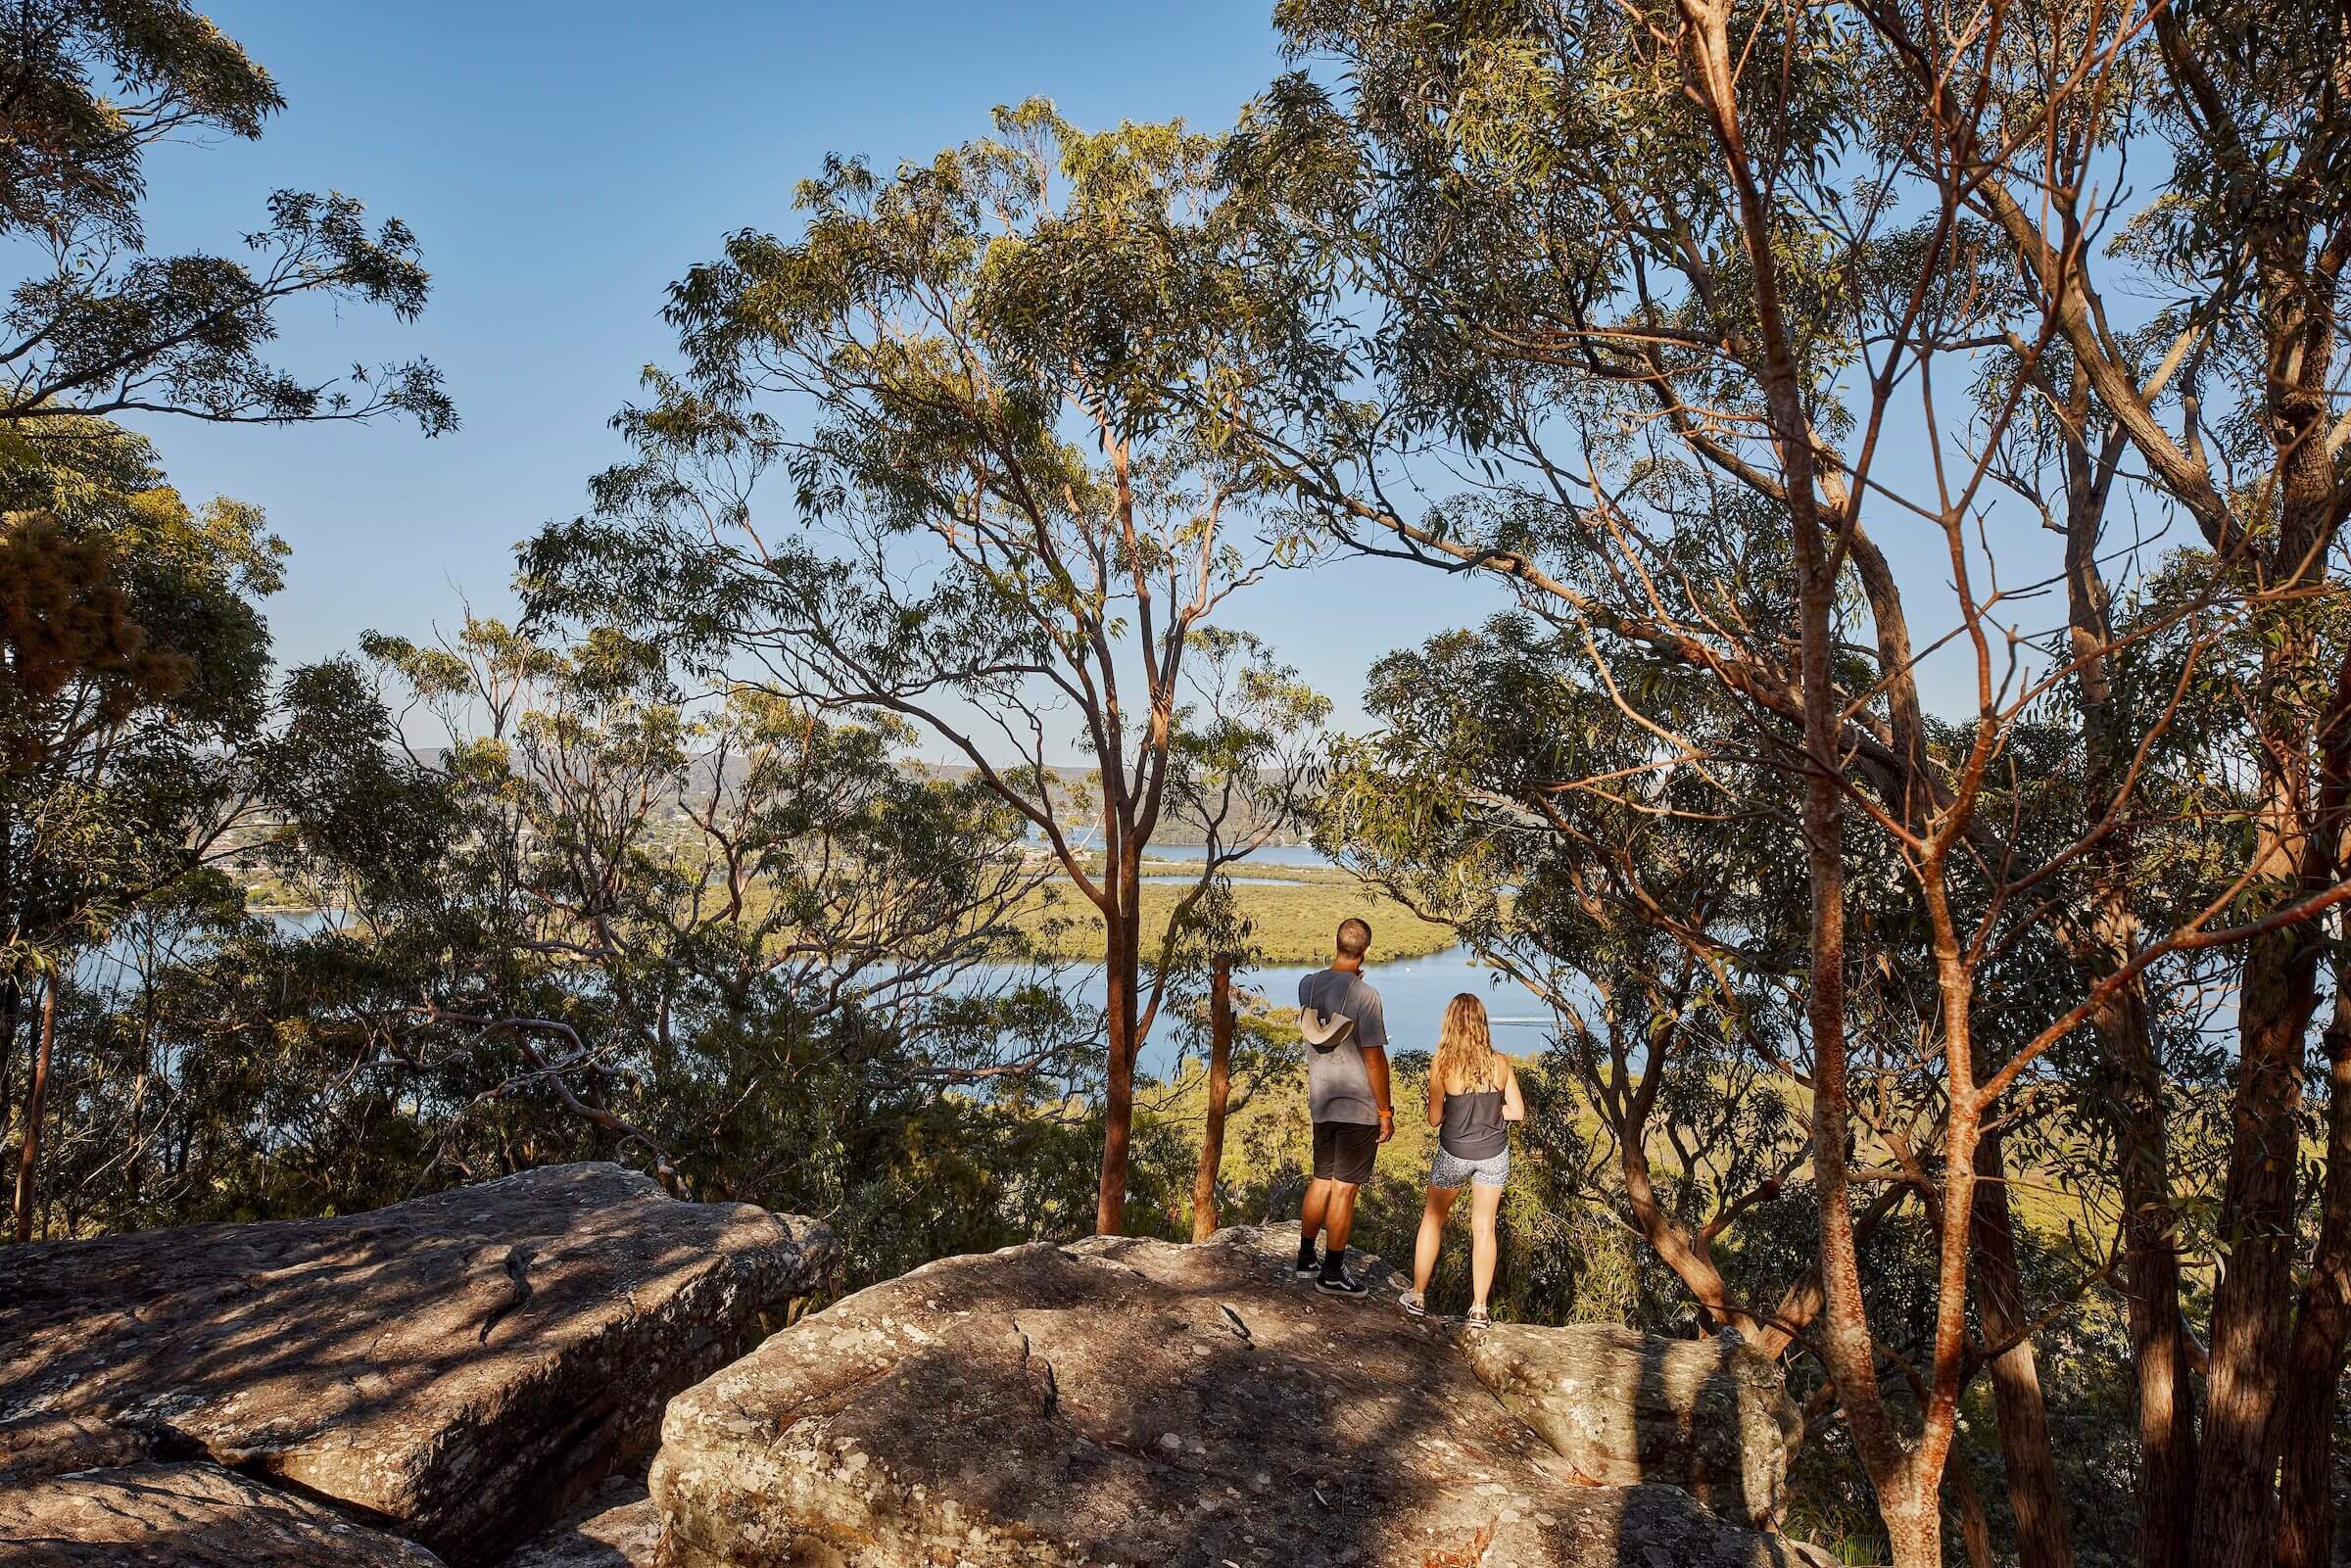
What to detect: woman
<box><xmin>1399</xmin><ymin>992</ymin><xmax>1524</xmax><ymax>1327</ymax></box>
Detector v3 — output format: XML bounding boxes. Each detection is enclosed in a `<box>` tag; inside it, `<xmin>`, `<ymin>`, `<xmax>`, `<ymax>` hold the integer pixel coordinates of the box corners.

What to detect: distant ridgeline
<box><xmin>394</xmin><ymin>750</ymin><xmax>1314</xmax><ymax>850</ymax></box>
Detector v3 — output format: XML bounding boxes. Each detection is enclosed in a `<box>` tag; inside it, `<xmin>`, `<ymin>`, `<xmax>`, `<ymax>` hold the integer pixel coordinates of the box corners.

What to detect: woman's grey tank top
<box><xmin>1439</xmin><ymin>1083</ymin><xmax>1508</xmax><ymax>1161</ymax></box>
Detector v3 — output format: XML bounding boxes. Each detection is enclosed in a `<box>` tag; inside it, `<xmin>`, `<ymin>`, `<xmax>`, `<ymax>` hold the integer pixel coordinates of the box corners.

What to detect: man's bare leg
<box><xmin>1322</xmin><ymin>1180</ymin><xmax>1364</xmax><ymax>1265</ymax></box>
<box><xmin>1299</xmin><ymin>1176</ymin><xmax>1334</xmax><ymax>1268</ymax></box>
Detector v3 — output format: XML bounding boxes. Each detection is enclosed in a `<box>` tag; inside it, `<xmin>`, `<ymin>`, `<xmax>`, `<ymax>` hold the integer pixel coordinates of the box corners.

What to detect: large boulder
<box><xmin>0</xmin><ymin>1164</ymin><xmax>832</xmax><ymax>1568</ymax></box>
<box><xmin>0</xmin><ymin>1461</ymin><xmax>447</xmax><ymax>1568</ymax></box>
<box><xmin>501</xmin><ymin>1474</ymin><xmax>662</xmax><ymax>1568</ymax></box>
<box><xmin>649</xmin><ymin>1224</ymin><xmax>1801</xmax><ymax>1568</ymax></box>
<box><xmin>0</xmin><ymin>1413</ymin><xmax>148</xmax><ymax>1485</ymax></box>
<box><xmin>1459</xmin><ymin>1322</ymin><xmax>1803</xmax><ymax>1527</ymax></box>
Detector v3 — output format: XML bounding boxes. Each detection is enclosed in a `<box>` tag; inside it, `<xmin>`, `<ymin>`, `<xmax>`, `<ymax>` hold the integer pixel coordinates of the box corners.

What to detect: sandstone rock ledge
<box><xmin>0</xmin><ymin>1461</ymin><xmax>447</xmax><ymax>1568</ymax></box>
<box><xmin>0</xmin><ymin>1164</ymin><xmax>833</xmax><ymax>1567</ymax></box>
<box><xmin>502</xmin><ymin>1473</ymin><xmax>665</xmax><ymax>1568</ymax></box>
<box><xmin>1460</xmin><ymin>1322</ymin><xmax>1802</xmax><ymax>1527</ymax></box>
<box><xmin>651</xmin><ymin>1225</ymin><xmax>1805</xmax><ymax>1568</ymax></box>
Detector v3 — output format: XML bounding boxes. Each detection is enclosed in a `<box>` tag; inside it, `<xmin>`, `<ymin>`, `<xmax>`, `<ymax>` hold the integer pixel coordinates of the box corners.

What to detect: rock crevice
<box><xmin>0</xmin><ymin>1164</ymin><xmax>833</xmax><ymax>1567</ymax></box>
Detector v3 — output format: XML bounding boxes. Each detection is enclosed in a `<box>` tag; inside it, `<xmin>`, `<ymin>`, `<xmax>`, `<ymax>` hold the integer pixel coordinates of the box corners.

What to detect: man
<box><xmin>1295</xmin><ymin>916</ymin><xmax>1392</xmax><ymax>1296</ymax></box>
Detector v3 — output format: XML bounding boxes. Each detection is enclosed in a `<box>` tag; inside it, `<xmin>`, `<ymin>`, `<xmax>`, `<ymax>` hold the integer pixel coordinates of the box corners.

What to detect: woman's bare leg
<box><xmin>1468</xmin><ymin>1181</ymin><xmax>1505</xmax><ymax>1311</ymax></box>
<box><xmin>1413</xmin><ymin>1186</ymin><xmax>1459</xmax><ymax>1296</ymax></box>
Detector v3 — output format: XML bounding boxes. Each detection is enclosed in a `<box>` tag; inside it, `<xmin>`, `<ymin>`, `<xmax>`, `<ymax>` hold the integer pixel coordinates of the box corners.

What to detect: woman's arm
<box><xmin>1502</xmin><ymin>1060</ymin><xmax>1527</xmax><ymax>1122</ymax></box>
<box><xmin>1426</xmin><ymin>1066</ymin><xmax>1445</xmax><ymax>1127</ymax></box>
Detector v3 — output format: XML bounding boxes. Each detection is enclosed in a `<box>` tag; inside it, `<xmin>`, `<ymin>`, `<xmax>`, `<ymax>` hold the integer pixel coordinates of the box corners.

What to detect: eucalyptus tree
<box><xmin>2</xmin><ymin>418</ymin><xmax>273</xmax><ymax>1239</ymax></box>
<box><xmin>0</xmin><ymin>1</ymin><xmax>450</xmax><ymax>431</ymax></box>
<box><xmin>1866</xmin><ymin>3</ymin><xmax>2351</xmax><ymax>1560</ymax></box>
<box><xmin>1214</xmin><ymin>2</ymin><xmax>2335</xmax><ymax>1563</ymax></box>
<box><xmin>354</xmin><ymin>615</ymin><xmax>1087</xmax><ymax>1210</ymax></box>
<box><xmin>520</xmin><ymin>102</ymin><xmax>1328</xmax><ymax>1233</ymax></box>
<box><xmin>0</xmin><ymin>0</ymin><xmax>451</xmax><ymax>1238</ymax></box>
<box><xmin>19</xmin><ymin>649</ymin><xmax>454</xmax><ymax>1238</ymax></box>
<box><xmin>1325</xmin><ymin>617</ymin><xmax>1831</xmax><ymax>1349</ymax></box>
<box><xmin>0</xmin><ymin>416</ymin><xmax>452</xmax><ymax>1241</ymax></box>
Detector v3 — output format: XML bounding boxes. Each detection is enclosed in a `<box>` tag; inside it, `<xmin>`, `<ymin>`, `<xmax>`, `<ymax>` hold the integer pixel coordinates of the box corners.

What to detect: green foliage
<box><xmin>0</xmin><ymin>4</ymin><xmax>449</xmax><ymax>430</ymax></box>
<box><xmin>20</xmin><ymin>10</ymin><xmax>2351</xmax><ymax>1565</ymax></box>
<box><xmin>32</xmin><ymin>613</ymin><xmax>1117</xmax><ymax>1289</ymax></box>
<box><xmin>0</xmin><ymin>420</ymin><xmax>318</xmax><ymax>970</ymax></box>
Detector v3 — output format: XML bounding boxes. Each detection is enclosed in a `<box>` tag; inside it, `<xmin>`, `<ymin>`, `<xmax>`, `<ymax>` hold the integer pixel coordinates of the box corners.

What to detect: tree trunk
<box><xmin>11</xmin><ymin>982</ymin><xmax>55</xmax><ymax>1245</ymax></box>
<box><xmin>1880</xmin><ymin>1487</ymin><xmax>1943</xmax><ymax>1568</ymax></box>
<box><xmin>1969</xmin><ymin>1121</ymin><xmax>2076</xmax><ymax>1568</ymax></box>
<box><xmin>2057</xmin><ymin>397</ymin><xmax>2196</xmax><ymax>1568</ymax></box>
<box><xmin>2275</xmin><ymin>970</ymin><xmax>2351</xmax><ymax>1568</ymax></box>
<box><xmin>2109</xmin><ymin>975</ymin><xmax>2199</xmax><ymax>1568</ymax></box>
<box><xmin>2272</xmin><ymin>596</ymin><xmax>2351</xmax><ymax>1568</ymax></box>
<box><xmin>2192</xmin><ymin>924</ymin><xmax>2320</xmax><ymax>1568</ymax></box>
<box><xmin>1190</xmin><ymin>958</ymin><xmax>1234</xmax><ymax>1244</ymax></box>
<box><xmin>1949</xmin><ymin>1455</ymin><xmax>1996</xmax><ymax>1568</ymax></box>
<box><xmin>1611</xmin><ymin>1024</ymin><xmax>1758</xmax><ymax>1338</ymax></box>
<box><xmin>2192</xmin><ymin>242</ymin><xmax>2347</xmax><ymax>1568</ymax></box>
<box><xmin>1096</xmin><ymin>910</ymin><xmax>1140</xmax><ymax>1235</ymax></box>
<box><xmin>0</xmin><ymin>974</ymin><xmax>19</xmax><ymax>1146</ymax></box>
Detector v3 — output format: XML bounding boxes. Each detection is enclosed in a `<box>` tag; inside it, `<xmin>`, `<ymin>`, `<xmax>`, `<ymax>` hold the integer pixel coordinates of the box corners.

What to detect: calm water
<box><xmin>238</xmin><ymin>887</ymin><xmax>1559</xmax><ymax>1080</ymax></box>
<box><xmin>1204</xmin><ymin>944</ymin><xmax>1552</xmax><ymax>1049</ymax></box>
<box><xmin>1032</xmin><ymin>943</ymin><xmax>1555</xmax><ymax>1077</ymax></box>
<box><xmin>1137</xmin><ymin>843</ymin><xmax>1333</xmax><ymax>868</ymax></box>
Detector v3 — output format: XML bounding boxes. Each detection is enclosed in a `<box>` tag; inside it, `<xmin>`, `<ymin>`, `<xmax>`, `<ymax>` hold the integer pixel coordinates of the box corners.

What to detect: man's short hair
<box><xmin>1336</xmin><ymin>918</ymin><xmax>1372</xmax><ymax>960</ymax></box>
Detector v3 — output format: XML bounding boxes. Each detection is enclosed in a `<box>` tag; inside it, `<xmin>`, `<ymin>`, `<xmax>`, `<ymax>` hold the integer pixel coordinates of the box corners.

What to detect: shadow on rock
<box><xmin>0</xmin><ymin>1164</ymin><xmax>832</xmax><ymax>1567</ymax></box>
<box><xmin>652</xmin><ymin>1225</ymin><xmax>1804</xmax><ymax>1568</ymax></box>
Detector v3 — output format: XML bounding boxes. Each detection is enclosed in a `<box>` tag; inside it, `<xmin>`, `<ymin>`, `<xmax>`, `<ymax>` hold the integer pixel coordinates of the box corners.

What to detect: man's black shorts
<box><xmin>1312</xmin><ymin>1120</ymin><xmax>1379</xmax><ymax>1186</ymax></box>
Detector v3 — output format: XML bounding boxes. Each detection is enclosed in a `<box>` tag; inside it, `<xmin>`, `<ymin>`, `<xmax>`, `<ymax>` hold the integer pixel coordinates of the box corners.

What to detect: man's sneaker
<box><xmin>1293</xmin><ymin>1244</ymin><xmax>1319</xmax><ymax>1277</ymax></box>
<box><xmin>1318</xmin><ymin>1263</ymin><xmax>1369</xmax><ymax>1297</ymax></box>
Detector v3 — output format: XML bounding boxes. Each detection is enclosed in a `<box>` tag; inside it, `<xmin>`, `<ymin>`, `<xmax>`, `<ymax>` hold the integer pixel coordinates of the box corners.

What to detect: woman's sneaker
<box><xmin>1464</xmin><ymin>1306</ymin><xmax>1491</xmax><ymax>1330</ymax></box>
<box><xmin>1318</xmin><ymin>1262</ymin><xmax>1369</xmax><ymax>1297</ymax></box>
<box><xmin>1399</xmin><ymin>1289</ymin><xmax>1427</xmax><ymax>1319</ymax></box>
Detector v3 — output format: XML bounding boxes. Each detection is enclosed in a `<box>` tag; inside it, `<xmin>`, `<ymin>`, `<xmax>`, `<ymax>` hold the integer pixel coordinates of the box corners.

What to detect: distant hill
<box><xmin>921</xmin><ymin>763</ymin><xmax>1310</xmax><ymax>848</ymax></box>
<box><xmin>403</xmin><ymin>751</ymin><xmax>1309</xmax><ymax>849</ymax></box>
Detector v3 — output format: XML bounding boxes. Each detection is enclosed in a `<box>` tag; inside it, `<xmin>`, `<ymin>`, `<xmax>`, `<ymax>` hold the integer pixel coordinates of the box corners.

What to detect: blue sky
<box><xmin>118</xmin><ymin>2</ymin><xmax>2156</xmax><ymax>753</ymax></box>
<box><xmin>121</xmin><ymin>0</ymin><xmax>1528</xmax><ymax>747</ymax></box>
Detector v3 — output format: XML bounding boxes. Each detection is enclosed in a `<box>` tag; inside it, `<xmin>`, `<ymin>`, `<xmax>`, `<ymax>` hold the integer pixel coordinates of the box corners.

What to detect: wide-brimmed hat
<box><xmin>1299</xmin><ymin>1007</ymin><xmax>1356</xmax><ymax>1053</ymax></box>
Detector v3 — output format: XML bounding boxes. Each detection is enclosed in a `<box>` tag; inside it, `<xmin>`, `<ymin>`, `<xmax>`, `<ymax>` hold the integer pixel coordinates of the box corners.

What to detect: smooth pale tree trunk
<box><xmin>11</xmin><ymin>983</ymin><xmax>55</xmax><ymax>1244</ymax></box>
<box><xmin>1189</xmin><ymin>959</ymin><xmax>1234</xmax><ymax>1243</ymax></box>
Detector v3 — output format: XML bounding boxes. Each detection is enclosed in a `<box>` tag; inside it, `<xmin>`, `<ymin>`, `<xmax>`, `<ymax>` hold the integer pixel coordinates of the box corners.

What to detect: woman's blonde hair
<box><xmin>1434</xmin><ymin>992</ymin><xmax>1502</xmax><ymax>1093</ymax></box>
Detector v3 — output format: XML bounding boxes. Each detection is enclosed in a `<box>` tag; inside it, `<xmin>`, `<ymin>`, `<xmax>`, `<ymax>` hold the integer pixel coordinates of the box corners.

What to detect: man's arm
<box><xmin>1363</xmin><ymin>1047</ymin><xmax>1394</xmax><ymax>1143</ymax></box>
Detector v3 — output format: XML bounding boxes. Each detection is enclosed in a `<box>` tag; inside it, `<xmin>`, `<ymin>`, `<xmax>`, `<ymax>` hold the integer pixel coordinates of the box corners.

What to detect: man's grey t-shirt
<box><xmin>1298</xmin><ymin>967</ymin><xmax>1389</xmax><ymax>1126</ymax></box>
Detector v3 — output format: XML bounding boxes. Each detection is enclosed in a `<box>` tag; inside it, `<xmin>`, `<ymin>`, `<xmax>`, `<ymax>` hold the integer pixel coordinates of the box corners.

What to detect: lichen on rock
<box><xmin>0</xmin><ymin>1163</ymin><xmax>833</xmax><ymax>1567</ymax></box>
<box><xmin>649</xmin><ymin>1224</ymin><xmax>1804</xmax><ymax>1568</ymax></box>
